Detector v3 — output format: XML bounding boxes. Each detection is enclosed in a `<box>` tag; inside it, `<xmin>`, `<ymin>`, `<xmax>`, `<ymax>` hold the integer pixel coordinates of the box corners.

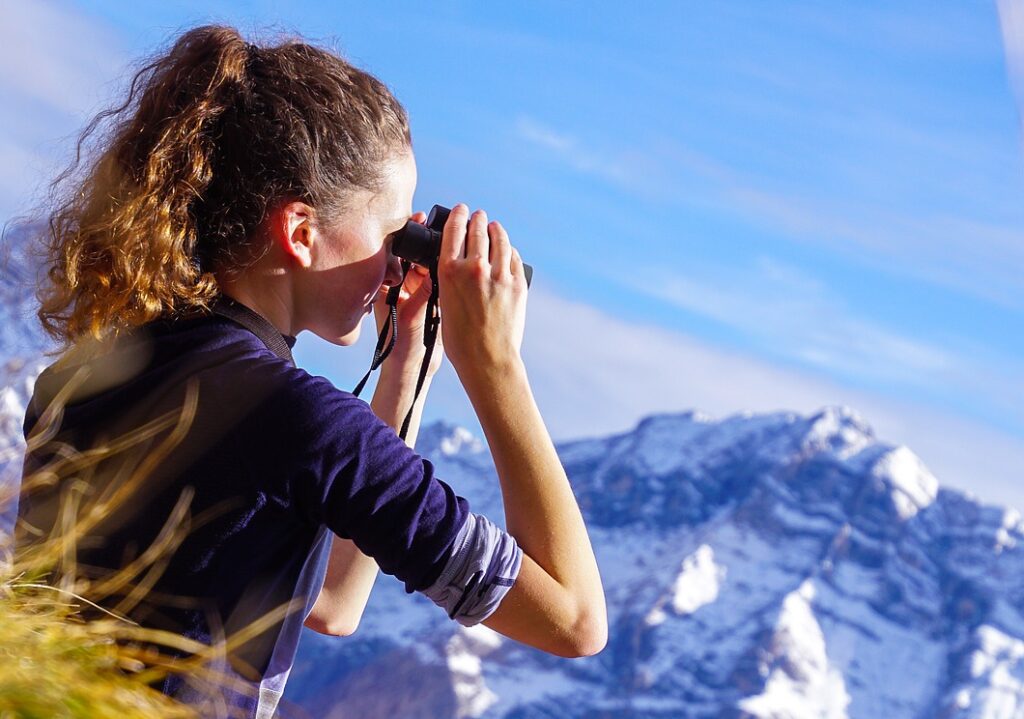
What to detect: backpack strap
<box><xmin>209</xmin><ymin>294</ymin><xmax>296</xmax><ymax>366</ymax></box>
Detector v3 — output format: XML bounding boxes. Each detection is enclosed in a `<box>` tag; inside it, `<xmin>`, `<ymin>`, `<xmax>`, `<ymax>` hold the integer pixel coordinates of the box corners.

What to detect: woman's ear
<box><xmin>273</xmin><ymin>200</ymin><xmax>315</xmax><ymax>269</ymax></box>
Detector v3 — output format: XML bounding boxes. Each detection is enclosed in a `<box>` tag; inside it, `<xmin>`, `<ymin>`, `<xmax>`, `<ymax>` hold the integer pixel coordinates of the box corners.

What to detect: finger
<box><xmin>511</xmin><ymin>246</ymin><xmax>524</xmax><ymax>279</ymax></box>
<box><xmin>440</xmin><ymin>203</ymin><xmax>469</xmax><ymax>262</ymax></box>
<box><xmin>489</xmin><ymin>220</ymin><xmax>511</xmax><ymax>277</ymax></box>
<box><xmin>466</xmin><ymin>209</ymin><xmax>490</xmax><ymax>261</ymax></box>
<box><xmin>400</xmin><ymin>272</ymin><xmax>432</xmax><ymax>312</ymax></box>
<box><xmin>404</xmin><ymin>264</ymin><xmax>432</xmax><ymax>297</ymax></box>
<box><xmin>408</xmin><ymin>258</ymin><xmax>431</xmax><ymax>278</ymax></box>
<box><xmin>410</xmin><ymin>210</ymin><xmax>427</xmax><ymax>225</ymax></box>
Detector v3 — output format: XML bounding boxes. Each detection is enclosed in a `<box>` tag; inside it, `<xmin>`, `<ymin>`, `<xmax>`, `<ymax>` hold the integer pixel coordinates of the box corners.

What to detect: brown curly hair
<box><xmin>25</xmin><ymin>24</ymin><xmax>411</xmax><ymax>351</ymax></box>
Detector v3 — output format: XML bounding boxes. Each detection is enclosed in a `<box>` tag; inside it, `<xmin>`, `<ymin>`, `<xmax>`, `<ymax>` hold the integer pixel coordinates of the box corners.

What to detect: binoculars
<box><xmin>391</xmin><ymin>205</ymin><xmax>533</xmax><ymax>287</ymax></box>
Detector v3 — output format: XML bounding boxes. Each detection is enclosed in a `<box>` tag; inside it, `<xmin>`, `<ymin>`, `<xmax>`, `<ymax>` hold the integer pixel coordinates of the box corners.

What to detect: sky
<box><xmin>2</xmin><ymin>1</ymin><xmax>1022</xmax><ymax>510</ymax></box>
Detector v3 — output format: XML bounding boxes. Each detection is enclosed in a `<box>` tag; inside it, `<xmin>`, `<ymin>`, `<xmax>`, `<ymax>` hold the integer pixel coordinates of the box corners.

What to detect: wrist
<box><xmin>458</xmin><ymin>354</ymin><xmax>526</xmax><ymax>397</ymax></box>
<box><xmin>371</xmin><ymin>369</ymin><xmax>431</xmax><ymax>423</ymax></box>
<box><xmin>379</xmin><ymin>351</ymin><xmax>437</xmax><ymax>385</ymax></box>
<box><xmin>376</xmin><ymin>361</ymin><xmax>433</xmax><ymax>397</ymax></box>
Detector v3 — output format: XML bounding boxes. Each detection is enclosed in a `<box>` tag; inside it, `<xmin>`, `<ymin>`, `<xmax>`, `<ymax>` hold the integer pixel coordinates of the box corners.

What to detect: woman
<box><xmin>15</xmin><ymin>24</ymin><xmax>605</xmax><ymax>716</ymax></box>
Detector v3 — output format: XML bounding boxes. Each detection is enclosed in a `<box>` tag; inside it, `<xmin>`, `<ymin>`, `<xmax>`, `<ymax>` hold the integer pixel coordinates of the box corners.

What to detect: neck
<box><xmin>214</xmin><ymin>272</ymin><xmax>298</xmax><ymax>337</ymax></box>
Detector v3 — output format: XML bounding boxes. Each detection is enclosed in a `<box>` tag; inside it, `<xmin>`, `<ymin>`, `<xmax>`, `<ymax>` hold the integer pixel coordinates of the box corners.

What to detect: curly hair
<box><xmin>24</xmin><ymin>24</ymin><xmax>411</xmax><ymax>351</ymax></box>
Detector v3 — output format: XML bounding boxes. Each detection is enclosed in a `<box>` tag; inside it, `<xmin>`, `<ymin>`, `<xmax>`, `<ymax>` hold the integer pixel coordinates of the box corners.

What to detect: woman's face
<box><xmin>301</xmin><ymin>150</ymin><xmax>417</xmax><ymax>345</ymax></box>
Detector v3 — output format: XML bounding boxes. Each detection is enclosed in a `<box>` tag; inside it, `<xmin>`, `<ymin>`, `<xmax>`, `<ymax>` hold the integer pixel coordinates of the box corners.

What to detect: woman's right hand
<box><xmin>437</xmin><ymin>204</ymin><xmax>528</xmax><ymax>385</ymax></box>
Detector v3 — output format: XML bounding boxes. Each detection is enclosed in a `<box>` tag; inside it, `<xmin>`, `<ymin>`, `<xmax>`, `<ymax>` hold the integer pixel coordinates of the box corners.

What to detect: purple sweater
<box><xmin>16</xmin><ymin>301</ymin><xmax>517</xmax><ymax>715</ymax></box>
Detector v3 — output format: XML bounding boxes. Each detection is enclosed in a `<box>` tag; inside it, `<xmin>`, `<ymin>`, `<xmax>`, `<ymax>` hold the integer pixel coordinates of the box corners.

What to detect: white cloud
<box><xmin>514</xmin><ymin>115</ymin><xmax>671</xmax><ymax>194</ymax></box>
<box><xmin>623</xmin><ymin>255</ymin><xmax>956</xmax><ymax>385</ymax></box>
<box><xmin>715</xmin><ymin>183</ymin><xmax>1024</xmax><ymax>310</ymax></box>
<box><xmin>297</xmin><ymin>286</ymin><xmax>1024</xmax><ymax>513</ymax></box>
<box><xmin>515</xmin><ymin>116</ymin><xmax>575</xmax><ymax>154</ymax></box>
<box><xmin>521</xmin><ymin>287</ymin><xmax>1024</xmax><ymax>512</ymax></box>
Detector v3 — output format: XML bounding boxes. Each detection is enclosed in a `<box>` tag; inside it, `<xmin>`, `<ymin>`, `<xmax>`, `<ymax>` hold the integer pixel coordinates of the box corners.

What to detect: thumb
<box><xmin>391</xmin><ymin>264</ymin><xmax>433</xmax><ymax>323</ymax></box>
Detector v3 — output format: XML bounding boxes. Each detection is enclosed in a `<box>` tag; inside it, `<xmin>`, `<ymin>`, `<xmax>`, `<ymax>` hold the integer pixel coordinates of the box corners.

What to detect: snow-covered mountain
<box><xmin>283</xmin><ymin>411</ymin><xmax>1024</xmax><ymax>719</ymax></box>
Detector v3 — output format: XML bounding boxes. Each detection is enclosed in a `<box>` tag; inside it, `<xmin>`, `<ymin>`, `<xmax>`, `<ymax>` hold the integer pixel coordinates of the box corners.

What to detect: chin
<box><xmin>312</xmin><ymin>320</ymin><xmax>361</xmax><ymax>347</ymax></box>
<box><xmin>334</xmin><ymin>324</ymin><xmax>361</xmax><ymax>346</ymax></box>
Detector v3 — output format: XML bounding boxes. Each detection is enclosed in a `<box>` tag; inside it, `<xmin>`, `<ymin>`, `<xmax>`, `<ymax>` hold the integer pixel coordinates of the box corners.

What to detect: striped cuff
<box><xmin>421</xmin><ymin>512</ymin><xmax>523</xmax><ymax>627</ymax></box>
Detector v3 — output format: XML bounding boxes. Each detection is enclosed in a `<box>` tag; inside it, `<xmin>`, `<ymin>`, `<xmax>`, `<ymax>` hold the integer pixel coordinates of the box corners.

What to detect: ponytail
<box><xmin>29</xmin><ymin>24</ymin><xmax>410</xmax><ymax>350</ymax></box>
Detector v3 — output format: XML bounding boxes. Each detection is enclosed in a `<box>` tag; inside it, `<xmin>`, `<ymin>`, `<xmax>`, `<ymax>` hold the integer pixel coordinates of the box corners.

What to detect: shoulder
<box><xmin>262</xmin><ymin>363</ymin><xmax>372</xmax><ymax>425</ymax></box>
<box><xmin>246</xmin><ymin>361</ymin><xmax>407</xmax><ymax>467</ymax></box>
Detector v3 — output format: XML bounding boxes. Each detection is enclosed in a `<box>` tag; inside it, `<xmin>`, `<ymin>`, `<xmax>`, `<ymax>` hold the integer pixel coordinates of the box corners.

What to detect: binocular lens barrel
<box><xmin>391</xmin><ymin>205</ymin><xmax>533</xmax><ymax>287</ymax></box>
<box><xmin>391</xmin><ymin>221</ymin><xmax>439</xmax><ymax>267</ymax></box>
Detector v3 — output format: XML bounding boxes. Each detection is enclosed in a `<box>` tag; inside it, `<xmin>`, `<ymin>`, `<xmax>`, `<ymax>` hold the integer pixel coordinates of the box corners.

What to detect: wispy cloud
<box><xmin>521</xmin><ymin>288</ymin><xmax>1024</xmax><ymax>511</ymax></box>
<box><xmin>0</xmin><ymin>1</ymin><xmax>127</xmax><ymax>219</ymax></box>
<box><xmin>515</xmin><ymin>115</ymin><xmax>1024</xmax><ymax>310</ymax></box>
<box><xmin>514</xmin><ymin>116</ymin><xmax>649</xmax><ymax>188</ymax></box>
<box><xmin>621</xmin><ymin>255</ymin><xmax>1023</xmax><ymax>436</ymax></box>
<box><xmin>0</xmin><ymin>1</ymin><xmax>126</xmax><ymax>117</ymax></box>
<box><xmin>714</xmin><ymin>182</ymin><xmax>1024</xmax><ymax>310</ymax></box>
<box><xmin>998</xmin><ymin>0</ymin><xmax>1024</xmax><ymax>137</ymax></box>
<box><xmin>515</xmin><ymin>116</ymin><xmax>574</xmax><ymax>154</ymax></box>
<box><xmin>626</xmin><ymin>255</ymin><xmax>955</xmax><ymax>384</ymax></box>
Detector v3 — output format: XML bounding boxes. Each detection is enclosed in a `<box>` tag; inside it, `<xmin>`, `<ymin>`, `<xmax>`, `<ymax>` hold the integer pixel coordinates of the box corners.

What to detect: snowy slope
<box><xmin>283</xmin><ymin>409</ymin><xmax>1024</xmax><ymax>719</ymax></box>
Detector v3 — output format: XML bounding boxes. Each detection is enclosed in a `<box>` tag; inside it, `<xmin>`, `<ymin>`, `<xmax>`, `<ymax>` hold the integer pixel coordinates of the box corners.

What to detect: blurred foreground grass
<box><xmin>0</xmin><ymin>364</ymin><xmax>302</xmax><ymax>718</ymax></box>
<box><xmin>0</xmin><ymin>577</ymin><xmax>198</xmax><ymax>718</ymax></box>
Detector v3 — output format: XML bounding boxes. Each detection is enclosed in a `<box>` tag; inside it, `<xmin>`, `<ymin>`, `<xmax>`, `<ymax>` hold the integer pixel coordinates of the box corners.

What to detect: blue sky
<box><xmin>3</xmin><ymin>1</ymin><xmax>1023</xmax><ymax>509</ymax></box>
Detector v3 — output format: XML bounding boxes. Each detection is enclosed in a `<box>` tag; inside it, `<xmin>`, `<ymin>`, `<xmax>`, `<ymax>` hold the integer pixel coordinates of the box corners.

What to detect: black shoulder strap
<box><xmin>209</xmin><ymin>294</ymin><xmax>296</xmax><ymax>366</ymax></box>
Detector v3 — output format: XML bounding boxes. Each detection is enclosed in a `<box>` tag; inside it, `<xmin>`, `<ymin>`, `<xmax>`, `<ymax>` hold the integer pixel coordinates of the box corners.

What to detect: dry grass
<box><xmin>0</xmin><ymin>363</ymin><xmax>309</xmax><ymax>718</ymax></box>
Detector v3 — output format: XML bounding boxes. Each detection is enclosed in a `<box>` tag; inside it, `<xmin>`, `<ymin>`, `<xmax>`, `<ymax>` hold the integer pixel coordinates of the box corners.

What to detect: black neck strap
<box><xmin>352</xmin><ymin>261</ymin><xmax>439</xmax><ymax>443</ymax></box>
<box><xmin>399</xmin><ymin>263</ymin><xmax>440</xmax><ymax>440</ymax></box>
<box><xmin>352</xmin><ymin>263</ymin><xmax>408</xmax><ymax>398</ymax></box>
<box><xmin>209</xmin><ymin>294</ymin><xmax>296</xmax><ymax>366</ymax></box>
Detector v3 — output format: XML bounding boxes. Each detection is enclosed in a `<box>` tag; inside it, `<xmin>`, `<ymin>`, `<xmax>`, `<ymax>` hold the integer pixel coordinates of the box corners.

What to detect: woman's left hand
<box><xmin>373</xmin><ymin>211</ymin><xmax>445</xmax><ymax>379</ymax></box>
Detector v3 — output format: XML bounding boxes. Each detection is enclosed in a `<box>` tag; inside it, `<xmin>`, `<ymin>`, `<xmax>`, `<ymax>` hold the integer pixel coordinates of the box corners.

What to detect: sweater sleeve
<box><xmin>284</xmin><ymin>372</ymin><xmax>471</xmax><ymax>595</ymax></box>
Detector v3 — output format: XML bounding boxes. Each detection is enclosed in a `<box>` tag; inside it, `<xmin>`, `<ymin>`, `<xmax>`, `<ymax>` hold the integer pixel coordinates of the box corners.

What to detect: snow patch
<box><xmin>995</xmin><ymin>508</ymin><xmax>1022</xmax><ymax>553</ymax></box>
<box><xmin>738</xmin><ymin>581</ymin><xmax>851</xmax><ymax>719</ymax></box>
<box><xmin>803</xmin><ymin>405</ymin><xmax>874</xmax><ymax>459</ymax></box>
<box><xmin>950</xmin><ymin>625</ymin><xmax>1024</xmax><ymax>719</ymax></box>
<box><xmin>445</xmin><ymin>624</ymin><xmax>503</xmax><ymax>718</ymax></box>
<box><xmin>872</xmin><ymin>446</ymin><xmax>938</xmax><ymax>519</ymax></box>
<box><xmin>671</xmin><ymin>543</ymin><xmax>726</xmax><ymax>615</ymax></box>
<box><xmin>440</xmin><ymin>426</ymin><xmax>485</xmax><ymax>457</ymax></box>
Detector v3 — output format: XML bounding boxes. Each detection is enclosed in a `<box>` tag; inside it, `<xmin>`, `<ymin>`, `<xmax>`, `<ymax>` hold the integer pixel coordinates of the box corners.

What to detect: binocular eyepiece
<box><xmin>391</xmin><ymin>205</ymin><xmax>533</xmax><ymax>287</ymax></box>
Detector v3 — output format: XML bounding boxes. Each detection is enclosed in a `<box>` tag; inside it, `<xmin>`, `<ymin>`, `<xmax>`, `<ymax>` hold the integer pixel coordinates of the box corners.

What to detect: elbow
<box><xmin>564</xmin><ymin>606</ymin><xmax>608</xmax><ymax>658</ymax></box>
<box><xmin>304</xmin><ymin>615</ymin><xmax>360</xmax><ymax>637</ymax></box>
<box><xmin>327</xmin><ymin>622</ymin><xmax>359</xmax><ymax>637</ymax></box>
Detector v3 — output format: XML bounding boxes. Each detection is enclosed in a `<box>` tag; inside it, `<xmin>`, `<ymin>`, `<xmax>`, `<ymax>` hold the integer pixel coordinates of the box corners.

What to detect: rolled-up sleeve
<box><xmin>421</xmin><ymin>511</ymin><xmax>523</xmax><ymax>626</ymax></box>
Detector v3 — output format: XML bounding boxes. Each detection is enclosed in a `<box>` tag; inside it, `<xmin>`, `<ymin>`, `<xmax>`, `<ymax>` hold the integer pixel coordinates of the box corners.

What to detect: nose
<box><xmin>383</xmin><ymin>248</ymin><xmax>405</xmax><ymax>290</ymax></box>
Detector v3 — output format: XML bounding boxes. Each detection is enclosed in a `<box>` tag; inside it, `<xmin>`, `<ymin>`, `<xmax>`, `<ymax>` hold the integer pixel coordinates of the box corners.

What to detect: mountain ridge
<box><xmin>281</xmin><ymin>410</ymin><xmax>1022</xmax><ymax>718</ymax></box>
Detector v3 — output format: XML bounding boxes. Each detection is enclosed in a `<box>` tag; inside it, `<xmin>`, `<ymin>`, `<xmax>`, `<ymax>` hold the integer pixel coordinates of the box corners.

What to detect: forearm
<box><xmin>304</xmin><ymin>537</ymin><xmax>379</xmax><ymax>636</ymax></box>
<box><xmin>461</xmin><ymin>358</ymin><xmax>604</xmax><ymax>622</ymax></box>
<box><xmin>369</xmin><ymin>359</ymin><xmax>433</xmax><ymax>449</ymax></box>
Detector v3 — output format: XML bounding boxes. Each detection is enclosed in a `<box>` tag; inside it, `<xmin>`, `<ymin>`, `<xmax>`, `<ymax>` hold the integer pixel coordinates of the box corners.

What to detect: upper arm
<box><xmin>287</xmin><ymin>376</ymin><xmax>470</xmax><ymax>595</ymax></box>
